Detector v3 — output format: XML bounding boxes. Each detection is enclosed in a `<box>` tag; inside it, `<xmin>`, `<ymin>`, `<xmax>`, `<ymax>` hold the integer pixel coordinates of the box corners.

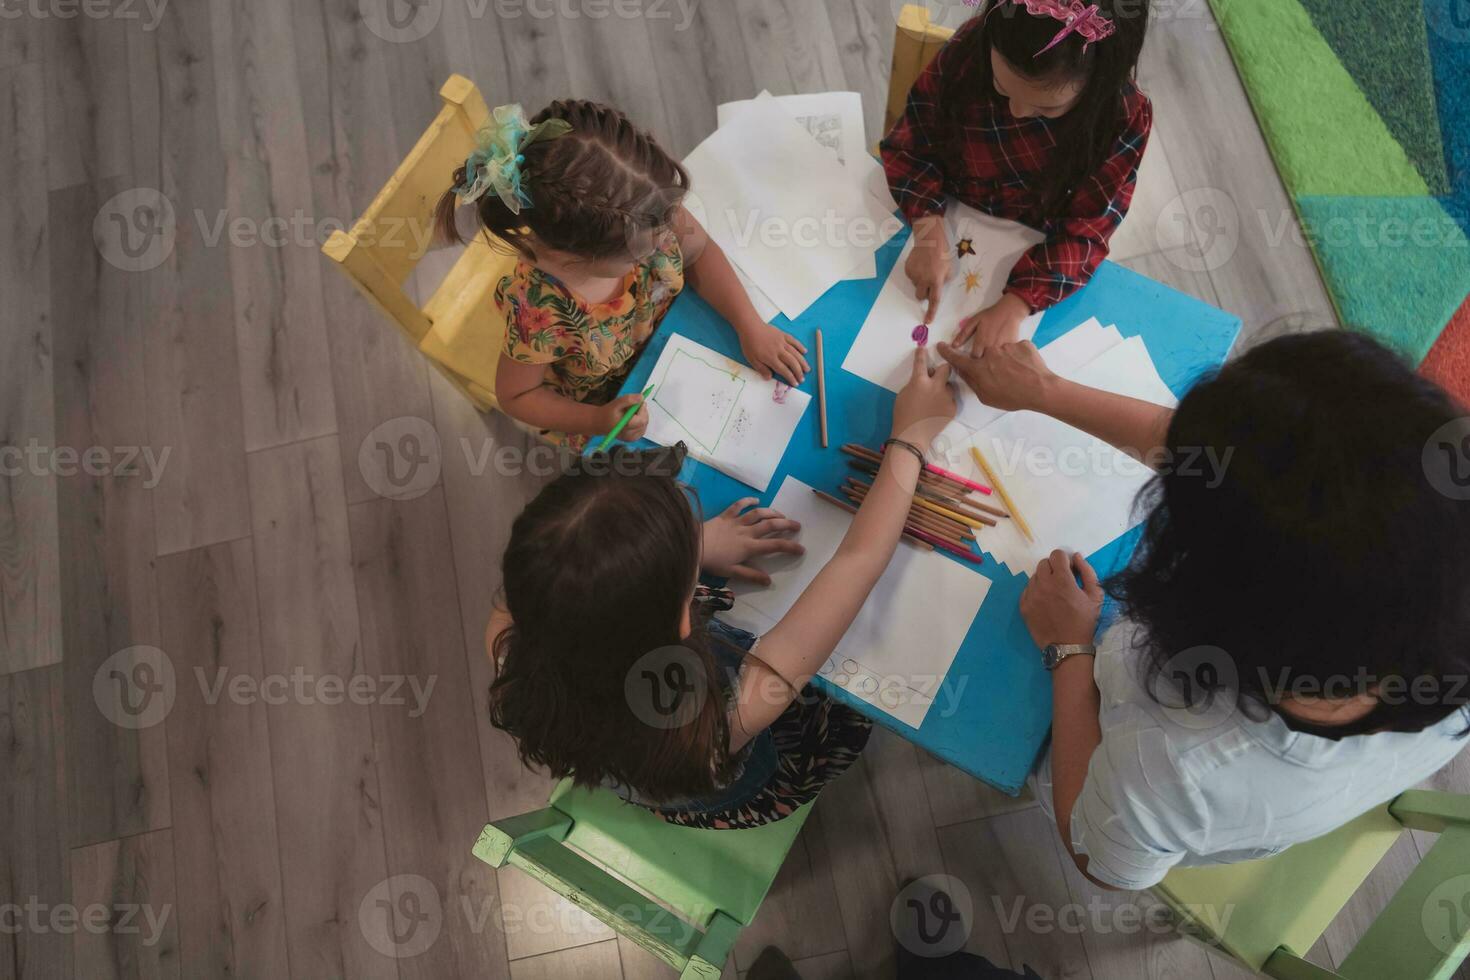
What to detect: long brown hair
<box><xmin>488</xmin><ymin>448</ymin><xmax>740</xmax><ymax>801</ymax></box>
<box><xmin>434</xmin><ymin>99</ymin><xmax>689</xmax><ymax>262</ymax></box>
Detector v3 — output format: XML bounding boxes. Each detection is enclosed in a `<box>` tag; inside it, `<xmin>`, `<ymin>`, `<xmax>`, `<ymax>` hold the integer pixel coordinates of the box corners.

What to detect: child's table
<box><xmin>615</xmin><ymin>229</ymin><xmax>1241</xmax><ymax>794</ymax></box>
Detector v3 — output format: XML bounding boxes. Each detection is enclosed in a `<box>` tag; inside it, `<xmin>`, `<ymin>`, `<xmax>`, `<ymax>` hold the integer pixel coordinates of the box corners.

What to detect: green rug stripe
<box><xmin>1208</xmin><ymin>0</ymin><xmax>1429</xmax><ymax>198</ymax></box>
<box><xmin>1295</xmin><ymin>194</ymin><xmax>1470</xmax><ymax>362</ymax></box>
<box><xmin>1299</xmin><ymin>0</ymin><xmax>1449</xmax><ymax>194</ymax></box>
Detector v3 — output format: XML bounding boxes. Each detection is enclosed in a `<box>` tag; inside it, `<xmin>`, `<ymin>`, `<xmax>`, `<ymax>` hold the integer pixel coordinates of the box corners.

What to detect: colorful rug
<box><xmin>1207</xmin><ymin>0</ymin><xmax>1470</xmax><ymax>369</ymax></box>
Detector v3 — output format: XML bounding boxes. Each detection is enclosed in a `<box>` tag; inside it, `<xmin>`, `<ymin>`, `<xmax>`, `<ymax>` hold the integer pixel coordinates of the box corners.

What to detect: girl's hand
<box><xmin>702</xmin><ymin>498</ymin><xmax>805</xmax><ymax>586</ymax></box>
<box><xmin>891</xmin><ymin>348</ymin><xmax>958</xmax><ymax>448</ymax></box>
<box><xmin>601</xmin><ymin>393</ymin><xmax>649</xmax><ymax>442</ymax></box>
<box><xmin>936</xmin><ymin>340</ymin><xmax>1057</xmax><ymax>413</ymax></box>
<box><xmin>904</xmin><ymin>216</ymin><xmax>953</xmax><ymax>325</ymax></box>
<box><xmin>954</xmin><ymin>293</ymin><xmax>1031</xmax><ymax>352</ymax></box>
<box><xmin>739</xmin><ymin>320</ymin><xmax>810</xmax><ymax>386</ymax></box>
<box><xmin>1020</xmin><ymin>551</ymin><xmax>1103</xmax><ymax>649</ymax></box>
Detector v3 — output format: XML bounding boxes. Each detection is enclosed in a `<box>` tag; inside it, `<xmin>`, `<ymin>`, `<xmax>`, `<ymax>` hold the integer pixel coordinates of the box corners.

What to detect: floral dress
<box><xmin>496</xmin><ymin>233</ymin><xmax>685</xmax><ymax>448</ymax></box>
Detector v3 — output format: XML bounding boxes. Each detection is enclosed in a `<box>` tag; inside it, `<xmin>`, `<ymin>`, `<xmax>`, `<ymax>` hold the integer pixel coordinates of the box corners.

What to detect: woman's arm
<box><xmin>937</xmin><ymin>340</ymin><xmax>1173</xmax><ymax>465</ymax></box>
<box><xmin>727</xmin><ymin>351</ymin><xmax>957</xmax><ymax>751</ymax></box>
<box><xmin>1019</xmin><ymin>550</ymin><xmax>1117</xmax><ymax>890</ymax></box>
<box><xmin>496</xmin><ymin>355</ymin><xmax>649</xmax><ymax>441</ymax></box>
<box><xmin>670</xmin><ymin>206</ymin><xmax>810</xmax><ymax>386</ymax></box>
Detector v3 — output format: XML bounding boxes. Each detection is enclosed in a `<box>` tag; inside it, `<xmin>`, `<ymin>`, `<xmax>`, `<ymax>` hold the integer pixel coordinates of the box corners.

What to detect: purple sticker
<box><xmin>911</xmin><ymin>324</ymin><xmax>930</xmax><ymax>347</ymax></box>
<box><xmin>772</xmin><ymin>381</ymin><xmax>790</xmax><ymax>404</ymax></box>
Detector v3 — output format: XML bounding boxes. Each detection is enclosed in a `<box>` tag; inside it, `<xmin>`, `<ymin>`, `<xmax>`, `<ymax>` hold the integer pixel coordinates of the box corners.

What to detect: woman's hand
<box><xmin>891</xmin><ymin>348</ymin><xmax>958</xmax><ymax>449</ymax></box>
<box><xmin>702</xmin><ymin>498</ymin><xmax>805</xmax><ymax>586</ymax></box>
<box><xmin>936</xmin><ymin>340</ymin><xmax>1058</xmax><ymax>414</ymax></box>
<box><xmin>954</xmin><ymin>293</ymin><xmax>1031</xmax><ymax>352</ymax></box>
<box><xmin>1020</xmin><ymin>551</ymin><xmax>1103</xmax><ymax>648</ymax></box>
<box><xmin>600</xmin><ymin>393</ymin><xmax>649</xmax><ymax>442</ymax></box>
<box><xmin>738</xmin><ymin>320</ymin><xmax>810</xmax><ymax>386</ymax></box>
<box><xmin>904</xmin><ymin>216</ymin><xmax>953</xmax><ymax>324</ymax></box>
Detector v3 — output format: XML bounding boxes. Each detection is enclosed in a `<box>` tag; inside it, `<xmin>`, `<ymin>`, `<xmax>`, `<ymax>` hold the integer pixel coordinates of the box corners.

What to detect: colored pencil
<box><xmin>816</xmin><ymin>330</ymin><xmax>828</xmax><ymax>449</ymax></box>
<box><xmin>970</xmin><ymin>446</ymin><xmax>1034</xmax><ymax>543</ymax></box>
<box><xmin>812</xmin><ymin>489</ymin><xmax>934</xmax><ymax>551</ymax></box>
<box><xmin>843</xmin><ymin>484</ymin><xmax>973</xmax><ymax>544</ymax></box>
<box><xmin>913</xmin><ymin>484</ymin><xmax>1001</xmax><ymax>526</ymax></box>
<box><xmin>596</xmin><ymin>384</ymin><xmax>654</xmax><ymax>452</ymax></box>
<box><xmin>841</xmin><ymin>442</ymin><xmax>992</xmax><ymax>497</ymax></box>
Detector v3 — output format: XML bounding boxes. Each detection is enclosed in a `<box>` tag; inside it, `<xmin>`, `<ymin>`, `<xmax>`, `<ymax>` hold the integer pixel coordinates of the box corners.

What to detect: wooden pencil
<box><xmin>816</xmin><ymin>329</ymin><xmax>828</xmax><ymax>449</ymax></box>
<box><xmin>913</xmin><ymin>484</ymin><xmax>1001</xmax><ymax>526</ymax></box>
<box><xmin>970</xmin><ymin>446</ymin><xmax>1034</xmax><ymax>543</ymax></box>
<box><xmin>843</xmin><ymin>480</ymin><xmax>972</xmax><ymax>538</ymax></box>
<box><xmin>812</xmin><ymin>489</ymin><xmax>934</xmax><ymax>552</ymax></box>
<box><xmin>841</xmin><ymin>442</ymin><xmax>991</xmax><ymax>497</ymax></box>
<box><xmin>843</xmin><ymin>484</ymin><xmax>973</xmax><ymax>544</ymax></box>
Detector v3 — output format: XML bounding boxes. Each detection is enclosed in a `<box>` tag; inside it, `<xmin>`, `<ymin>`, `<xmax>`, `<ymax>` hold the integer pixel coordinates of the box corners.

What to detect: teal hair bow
<box><xmin>454</xmin><ymin>104</ymin><xmax>573</xmax><ymax>214</ymax></box>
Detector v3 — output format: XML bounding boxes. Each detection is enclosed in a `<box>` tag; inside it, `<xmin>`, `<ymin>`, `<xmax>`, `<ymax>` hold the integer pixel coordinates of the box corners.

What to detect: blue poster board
<box><xmin>616</xmin><ymin>228</ymin><xmax>1241</xmax><ymax>793</ymax></box>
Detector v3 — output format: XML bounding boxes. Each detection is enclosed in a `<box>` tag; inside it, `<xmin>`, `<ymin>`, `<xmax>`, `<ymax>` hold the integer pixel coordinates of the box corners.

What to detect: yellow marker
<box><xmin>970</xmin><ymin>446</ymin><xmax>1035</xmax><ymax>543</ymax></box>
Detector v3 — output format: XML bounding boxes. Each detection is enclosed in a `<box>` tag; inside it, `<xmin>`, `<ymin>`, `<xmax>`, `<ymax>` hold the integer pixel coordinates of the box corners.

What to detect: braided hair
<box><xmin>435</xmin><ymin>99</ymin><xmax>690</xmax><ymax>263</ymax></box>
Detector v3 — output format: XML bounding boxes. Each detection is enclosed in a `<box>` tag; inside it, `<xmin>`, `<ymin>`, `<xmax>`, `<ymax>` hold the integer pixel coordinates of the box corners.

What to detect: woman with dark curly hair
<box><xmin>938</xmin><ymin>330</ymin><xmax>1470</xmax><ymax>890</ymax></box>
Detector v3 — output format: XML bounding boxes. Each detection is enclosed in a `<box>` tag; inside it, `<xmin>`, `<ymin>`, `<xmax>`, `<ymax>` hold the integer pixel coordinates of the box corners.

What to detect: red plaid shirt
<box><xmin>881</xmin><ymin>18</ymin><xmax>1153</xmax><ymax>312</ymax></box>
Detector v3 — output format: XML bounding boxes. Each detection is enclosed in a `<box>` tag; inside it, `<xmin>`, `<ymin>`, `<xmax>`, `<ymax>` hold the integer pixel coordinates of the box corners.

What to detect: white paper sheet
<box><xmin>685</xmin><ymin>93</ymin><xmax>896</xmax><ymax>319</ymax></box>
<box><xmin>716</xmin><ymin>91</ymin><xmax>886</xmax><ymax>282</ymax></box>
<box><xmin>842</xmin><ymin>203</ymin><xmax>1045</xmax><ymax>428</ymax></box>
<box><xmin>720</xmin><ymin>477</ymin><xmax>992</xmax><ymax>728</ymax></box>
<box><xmin>642</xmin><ymin>334</ymin><xmax>810</xmax><ymax>492</ymax></box>
<box><xmin>944</xmin><ymin>335</ymin><xmax>1178</xmax><ymax>576</ymax></box>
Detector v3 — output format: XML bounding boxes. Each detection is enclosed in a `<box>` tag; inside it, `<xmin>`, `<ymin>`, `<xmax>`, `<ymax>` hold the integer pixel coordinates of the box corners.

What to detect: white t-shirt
<box><xmin>1034</xmin><ymin>620</ymin><xmax>1470</xmax><ymax>890</ymax></box>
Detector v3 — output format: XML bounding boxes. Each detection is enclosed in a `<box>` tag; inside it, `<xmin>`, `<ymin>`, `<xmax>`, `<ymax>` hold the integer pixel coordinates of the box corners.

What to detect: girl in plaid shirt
<box><xmin>882</xmin><ymin>0</ymin><xmax>1152</xmax><ymax>353</ymax></box>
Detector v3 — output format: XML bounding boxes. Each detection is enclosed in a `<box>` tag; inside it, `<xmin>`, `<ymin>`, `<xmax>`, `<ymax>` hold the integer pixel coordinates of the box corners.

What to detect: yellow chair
<box><xmin>322</xmin><ymin>74</ymin><xmax>516</xmax><ymax>413</ymax></box>
<box><xmin>884</xmin><ymin>5</ymin><xmax>957</xmax><ymax>139</ymax></box>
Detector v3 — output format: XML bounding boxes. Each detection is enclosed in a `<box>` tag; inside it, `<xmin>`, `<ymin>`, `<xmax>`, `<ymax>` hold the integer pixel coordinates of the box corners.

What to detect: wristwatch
<box><xmin>1042</xmin><ymin>643</ymin><xmax>1097</xmax><ymax>671</ymax></box>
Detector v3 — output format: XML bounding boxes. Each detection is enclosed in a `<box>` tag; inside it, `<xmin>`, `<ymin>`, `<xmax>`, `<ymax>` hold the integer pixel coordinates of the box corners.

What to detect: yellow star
<box><xmin>964</xmin><ymin>270</ymin><xmax>982</xmax><ymax>293</ymax></box>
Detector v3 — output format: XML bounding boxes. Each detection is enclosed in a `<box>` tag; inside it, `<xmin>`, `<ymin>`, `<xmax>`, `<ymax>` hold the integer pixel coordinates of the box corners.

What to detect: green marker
<box><xmin>596</xmin><ymin>384</ymin><xmax>655</xmax><ymax>452</ymax></box>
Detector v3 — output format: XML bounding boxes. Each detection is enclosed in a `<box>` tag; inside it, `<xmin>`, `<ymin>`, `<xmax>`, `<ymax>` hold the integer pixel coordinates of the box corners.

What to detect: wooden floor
<box><xmin>0</xmin><ymin>0</ymin><xmax>1456</xmax><ymax>978</ymax></box>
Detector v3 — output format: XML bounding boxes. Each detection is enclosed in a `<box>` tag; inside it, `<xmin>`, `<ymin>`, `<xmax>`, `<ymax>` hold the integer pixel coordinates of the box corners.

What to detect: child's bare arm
<box><xmin>496</xmin><ymin>355</ymin><xmax>648</xmax><ymax>440</ymax></box>
<box><xmin>726</xmin><ymin>352</ymin><xmax>957</xmax><ymax>751</ymax></box>
<box><xmin>670</xmin><ymin>206</ymin><xmax>811</xmax><ymax>386</ymax></box>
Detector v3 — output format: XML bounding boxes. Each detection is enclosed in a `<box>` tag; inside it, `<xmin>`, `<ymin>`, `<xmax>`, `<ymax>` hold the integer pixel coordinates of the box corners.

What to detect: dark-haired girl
<box><xmin>436</xmin><ymin>100</ymin><xmax>807</xmax><ymax>449</ymax></box>
<box><xmin>938</xmin><ymin>332</ymin><xmax>1470</xmax><ymax>889</ymax></box>
<box><xmin>883</xmin><ymin>0</ymin><xmax>1152</xmax><ymax>352</ymax></box>
<box><xmin>486</xmin><ymin>352</ymin><xmax>958</xmax><ymax>828</ymax></box>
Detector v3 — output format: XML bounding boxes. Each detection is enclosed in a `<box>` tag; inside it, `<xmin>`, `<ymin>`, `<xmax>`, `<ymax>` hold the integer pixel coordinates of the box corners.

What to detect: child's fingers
<box><xmin>923</xmin><ymin>289</ymin><xmax>940</xmax><ymax>325</ymax></box>
<box><xmin>910</xmin><ymin>346</ymin><xmax>929</xmax><ymax>381</ymax></box>
<box><xmin>750</xmin><ymin>517</ymin><xmax>802</xmax><ymax>539</ymax></box>
<box><xmin>785</xmin><ymin>334</ymin><xmax>808</xmax><ymax>355</ymax></box>
<box><xmin>725</xmin><ymin>564</ymin><xmax>773</xmax><ymax>587</ymax></box>
<box><xmin>779</xmin><ymin>350</ymin><xmax>807</xmax><ymax>383</ymax></box>
<box><xmin>721</xmin><ymin>497</ymin><xmax>760</xmax><ymax>519</ymax></box>
<box><xmin>753</xmin><ymin>536</ymin><xmax>805</xmax><ymax>557</ymax></box>
<box><xmin>739</xmin><ymin>506</ymin><xmax>784</xmax><ymax>526</ymax></box>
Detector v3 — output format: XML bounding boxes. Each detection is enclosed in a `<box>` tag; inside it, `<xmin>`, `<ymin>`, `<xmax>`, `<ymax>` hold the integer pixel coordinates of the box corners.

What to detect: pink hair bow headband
<box><xmin>990</xmin><ymin>0</ymin><xmax>1118</xmax><ymax>55</ymax></box>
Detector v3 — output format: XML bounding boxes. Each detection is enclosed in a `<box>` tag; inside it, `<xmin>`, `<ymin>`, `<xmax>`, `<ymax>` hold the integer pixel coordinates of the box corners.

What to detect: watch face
<box><xmin>1042</xmin><ymin>645</ymin><xmax>1061</xmax><ymax>670</ymax></box>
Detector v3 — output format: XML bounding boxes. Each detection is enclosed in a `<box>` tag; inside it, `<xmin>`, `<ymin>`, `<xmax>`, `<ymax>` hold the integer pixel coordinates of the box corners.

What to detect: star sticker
<box><xmin>963</xmin><ymin>270</ymin><xmax>982</xmax><ymax>293</ymax></box>
<box><xmin>956</xmin><ymin>237</ymin><xmax>975</xmax><ymax>258</ymax></box>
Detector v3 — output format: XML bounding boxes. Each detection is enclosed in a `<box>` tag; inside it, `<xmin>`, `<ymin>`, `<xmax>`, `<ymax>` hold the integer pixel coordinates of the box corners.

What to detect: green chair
<box><xmin>1154</xmin><ymin>790</ymin><xmax>1470</xmax><ymax>979</ymax></box>
<box><xmin>474</xmin><ymin>780</ymin><xmax>811</xmax><ymax>979</ymax></box>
